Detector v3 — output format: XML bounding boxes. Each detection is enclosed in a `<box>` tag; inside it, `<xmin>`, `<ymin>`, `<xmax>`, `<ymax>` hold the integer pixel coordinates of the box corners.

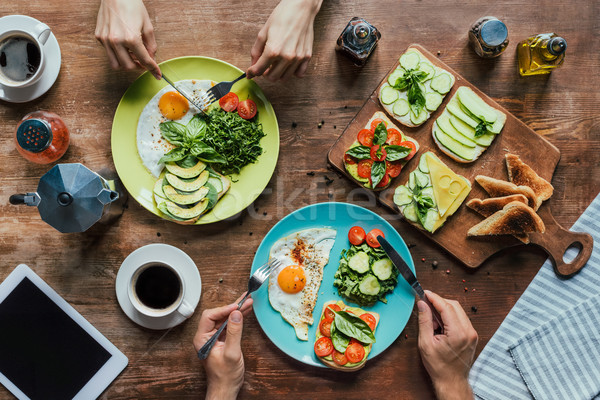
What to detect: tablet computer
<box><xmin>0</xmin><ymin>264</ymin><xmax>128</xmax><ymax>400</ymax></box>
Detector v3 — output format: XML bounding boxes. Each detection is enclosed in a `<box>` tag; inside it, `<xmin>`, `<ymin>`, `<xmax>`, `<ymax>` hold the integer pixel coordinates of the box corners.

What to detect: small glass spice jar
<box><xmin>336</xmin><ymin>17</ymin><xmax>381</xmax><ymax>66</ymax></box>
<box><xmin>14</xmin><ymin>111</ymin><xmax>70</xmax><ymax>164</ymax></box>
<box><xmin>469</xmin><ymin>16</ymin><xmax>509</xmax><ymax>58</ymax></box>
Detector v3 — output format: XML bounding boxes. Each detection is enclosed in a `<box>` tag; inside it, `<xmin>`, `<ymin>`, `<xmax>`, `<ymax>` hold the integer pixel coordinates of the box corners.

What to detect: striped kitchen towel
<box><xmin>469</xmin><ymin>192</ymin><xmax>600</xmax><ymax>400</ymax></box>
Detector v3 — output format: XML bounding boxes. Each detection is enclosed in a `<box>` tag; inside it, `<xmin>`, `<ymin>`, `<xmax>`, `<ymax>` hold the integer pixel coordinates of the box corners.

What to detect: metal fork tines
<box><xmin>197</xmin><ymin>257</ymin><xmax>280</xmax><ymax>359</ymax></box>
<box><xmin>161</xmin><ymin>73</ymin><xmax>207</xmax><ymax>112</ymax></box>
<box><xmin>200</xmin><ymin>72</ymin><xmax>247</xmax><ymax>107</ymax></box>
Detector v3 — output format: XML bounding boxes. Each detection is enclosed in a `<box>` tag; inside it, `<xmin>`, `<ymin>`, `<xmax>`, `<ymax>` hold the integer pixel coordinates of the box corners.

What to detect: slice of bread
<box><xmin>475</xmin><ymin>175</ymin><xmax>538</xmax><ymax>210</ymax></box>
<box><xmin>467</xmin><ymin>201</ymin><xmax>545</xmax><ymax>237</ymax></box>
<box><xmin>315</xmin><ymin>301</ymin><xmax>380</xmax><ymax>372</ymax></box>
<box><xmin>467</xmin><ymin>195</ymin><xmax>531</xmax><ymax>243</ymax></box>
<box><xmin>505</xmin><ymin>154</ymin><xmax>553</xmax><ymax>210</ymax></box>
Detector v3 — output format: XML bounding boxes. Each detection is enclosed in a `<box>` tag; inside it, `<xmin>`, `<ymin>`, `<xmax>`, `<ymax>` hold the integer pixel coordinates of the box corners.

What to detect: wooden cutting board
<box><xmin>327</xmin><ymin>44</ymin><xmax>592</xmax><ymax>277</ymax></box>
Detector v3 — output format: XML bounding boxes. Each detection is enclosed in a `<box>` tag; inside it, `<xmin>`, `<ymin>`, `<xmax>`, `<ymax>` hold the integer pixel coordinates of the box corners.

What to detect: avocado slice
<box><xmin>165</xmin><ymin>160</ymin><xmax>206</xmax><ymax>179</ymax></box>
<box><xmin>163</xmin><ymin>185</ymin><xmax>209</xmax><ymax>205</ymax></box>
<box><xmin>165</xmin><ymin>171</ymin><xmax>209</xmax><ymax>192</ymax></box>
<box><xmin>153</xmin><ymin>178</ymin><xmax>166</xmax><ymax>199</ymax></box>
<box><xmin>158</xmin><ymin>199</ymin><xmax>209</xmax><ymax>221</ymax></box>
<box><xmin>456</xmin><ymin>86</ymin><xmax>497</xmax><ymax>124</ymax></box>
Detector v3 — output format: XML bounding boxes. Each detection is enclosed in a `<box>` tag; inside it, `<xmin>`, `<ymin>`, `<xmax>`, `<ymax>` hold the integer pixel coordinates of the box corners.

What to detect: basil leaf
<box><xmin>333</xmin><ymin>311</ymin><xmax>375</xmax><ymax>344</ymax></box>
<box><xmin>373</xmin><ymin>123</ymin><xmax>388</xmax><ymax>145</ymax></box>
<box><xmin>190</xmin><ymin>141</ymin><xmax>227</xmax><ymax>164</ymax></box>
<box><xmin>413</xmin><ymin>70</ymin><xmax>428</xmax><ymax>82</ymax></box>
<box><xmin>408</xmin><ymin>84</ymin><xmax>426</xmax><ymax>115</ymax></box>
<box><xmin>385</xmin><ymin>145</ymin><xmax>411</xmax><ymax>161</ymax></box>
<box><xmin>345</xmin><ymin>146</ymin><xmax>371</xmax><ymax>160</ymax></box>
<box><xmin>370</xmin><ymin>161</ymin><xmax>386</xmax><ymax>188</ymax></box>
<box><xmin>176</xmin><ymin>154</ymin><xmax>199</xmax><ymax>168</ymax></box>
<box><xmin>393</xmin><ymin>77</ymin><xmax>409</xmax><ymax>90</ymax></box>
<box><xmin>475</xmin><ymin>121</ymin><xmax>489</xmax><ymax>138</ymax></box>
<box><xmin>159</xmin><ymin>147</ymin><xmax>187</xmax><ymax>164</ymax></box>
<box><xmin>420</xmin><ymin>196</ymin><xmax>435</xmax><ymax>209</ymax></box>
<box><xmin>204</xmin><ymin>165</ymin><xmax>221</xmax><ymax>178</ymax></box>
<box><xmin>186</xmin><ymin>115</ymin><xmax>207</xmax><ymax>140</ymax></box>
<box><xmin>204</xmin><ymin>182</ymin><xmax>219</xmax><ymax>209</ymax></box>
<box><xmin>330</xmin><ymin>322</ymin><xmax>350</xmax><ymax>353</ymax></box>
<box><xmin>159</xmin><ymin>121</ymin><xmax>187</xmax><ymax>145</ymax></box>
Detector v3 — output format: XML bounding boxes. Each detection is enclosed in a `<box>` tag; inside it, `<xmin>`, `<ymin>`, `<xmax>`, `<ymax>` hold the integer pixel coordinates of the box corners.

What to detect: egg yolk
<box><xmin>158</xmin><ymin>91</ymin><xmax>189</xmax><ymax>120</ymax></box>
<box><xmin>277</xmin><ymin>265</ymin><xmax>306</xmax><ymax>294</ymax></box>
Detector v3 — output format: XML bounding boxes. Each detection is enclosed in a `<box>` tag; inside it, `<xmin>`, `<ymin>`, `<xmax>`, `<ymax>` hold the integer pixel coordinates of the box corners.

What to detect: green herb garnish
<box><xmin>393</xmin><ymin>69</ymin><xmax>428</xmax><ymax>115</ymax></box>
<box><xmin>475</xmin><ymin>121</ymin><xmax>493</xmax><ymax>138</ymax></box>
<box><xmin>411</xmin><ymin>181</ymin><xmax>435</xmax><ymax>227</ymax></box>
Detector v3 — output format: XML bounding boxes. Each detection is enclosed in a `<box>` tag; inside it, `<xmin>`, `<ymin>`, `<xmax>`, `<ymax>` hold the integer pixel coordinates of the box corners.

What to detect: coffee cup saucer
<box><xmin>116</xmin><ymin>243</ymin><xmax>201</xmax><ymax>330</ymax></box>
<box><xmin>0</xmin><ymin>15</ymin><xmax>61</xmax><ymax>103</ymax></box>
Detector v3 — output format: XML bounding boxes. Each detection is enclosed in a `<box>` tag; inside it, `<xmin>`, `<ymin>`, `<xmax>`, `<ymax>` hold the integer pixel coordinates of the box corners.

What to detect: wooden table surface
<box><xmin>1</xmin><ymin>0</ymin><xmax>598</xmax><ymax>399</ymax></box>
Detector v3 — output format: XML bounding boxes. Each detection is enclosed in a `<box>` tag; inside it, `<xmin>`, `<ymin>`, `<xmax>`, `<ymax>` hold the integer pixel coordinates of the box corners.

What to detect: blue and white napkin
<box><xmin>469</xmin><ymin>193</ymin><xmax>600</xmax><ymax>400</ymax></box>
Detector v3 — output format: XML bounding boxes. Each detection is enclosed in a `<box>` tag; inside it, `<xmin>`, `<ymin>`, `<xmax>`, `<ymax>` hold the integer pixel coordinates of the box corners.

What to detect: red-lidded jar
<box><xmin>14</xmin><ymin>111</ymin><xmax>69</xmax><ymax>164</ymax></box>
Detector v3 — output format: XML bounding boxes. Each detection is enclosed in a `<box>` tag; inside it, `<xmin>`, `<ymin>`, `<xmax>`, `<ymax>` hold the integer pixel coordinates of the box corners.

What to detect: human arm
<box><xmin>246</xmin><ymin>0</ymin><xmax>323</xmax><ymax>81</ymax></box>
<box><xmin>192</xmin><ymin>295</ymin><xmax>254</xmax><ymax>400</ymax></box>
<box><xmin>94</xmin><ymin>0</ymin><xmax>161</xmax><ymax>79</ymax></box>
<box><xmin>417</xmin><ymin>290</ymin><xmax>478</xmax><ymax>400</ymax></box>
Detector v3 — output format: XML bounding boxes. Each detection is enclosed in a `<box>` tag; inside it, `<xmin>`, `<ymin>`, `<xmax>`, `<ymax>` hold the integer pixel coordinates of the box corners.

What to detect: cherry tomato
<box><xmin>314</xmin><ymin>337</ymin><xmax>334</xmax><ymax>357</ymax></box>
<box><xmin>348</xmin><ymin>226</ymin><xmax>366</xmax><ymax>246</ymax></box>
<box><xmin>344</xmin><ymin>153</ymin><xmax>357</xmax><ymax>165</ymax></box>
<box><xmin>332</xmin><ymin>350</ymin><xmax>348</xmax><ymax>366</ymax></box>
<box><xmin>386</xmin><ymin>161</ymin><xmax>402</xmax><ymax>178</ymax></box>
<box><xmin>360</xmin><ymin>313</ymin><xmax>377</xmax><ymax>331</ymax></box>
<box><xmin>398</xmin><ymin>140</ymin><xmax>417</xmax><ymax>161</ymax></box>
<box><xmin>366</xmin><ymin>229</ymin><xmax>385</xmax><ymax>248</ymax></box>
<box><xmin>357</xmin><ymin>160</ymin><xmax>373</xmax><ymax>178</ymax></box>
<box><xmin>385</xmin><ymin>128</ymin><xmax>402</xmax><ymax>145</ymax></box>
<box><xmin>319</xmin><ymin>319</ymin><xmax>332</xmax><ymax>337</ymax></box>
<box><xmin>370</xmin><ymin>118</ymin><xmax>387</xmax><ymax>132</ymax></box>
<box><xmin>218</xmin><ymin>92</ymin><xmax>239</xmax><ymax>112</ymax></box>
<box><xmin>324</xmin><ymin>304</ymin><xmax>342</xmax><ymax>321</ymax></box>
<box><xmin>238</xmin><ymin>99</ymin><xmax>257</xmax><ymax>119</ymax></box>
<box><xmin>357</xmin><ymin>129</ymin><xmax>374</xmax><ymax>147</ymax></box>
<box><xmin>376</xmin><ymin>173</ymin><xmax>391</xmax><ymax>188</ymax></box>
<box><xmin>345</xmin><ymin>341</ymin><xmax>366</xmax><ymax>363</ymax></box>
<box><xmin>370</xmin><ymin>145</ymin><xmax>387</xmax><ymax>162</ymax></box>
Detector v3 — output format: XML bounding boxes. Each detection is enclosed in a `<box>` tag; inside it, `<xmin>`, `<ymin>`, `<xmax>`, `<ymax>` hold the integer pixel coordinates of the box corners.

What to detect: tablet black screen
<box><xmin>0</xmin><ymin>278</ymin><xmax>111</xmax><ymax>400</ymax></box>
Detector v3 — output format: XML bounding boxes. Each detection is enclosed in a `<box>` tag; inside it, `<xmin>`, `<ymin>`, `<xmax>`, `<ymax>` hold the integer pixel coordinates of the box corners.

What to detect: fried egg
<box><xmin>268</xmin><ymin>228</ymin><xmax>337</xmax><ymax>341</ymax></box>
<box><xmin>136</xmin><ymin>79</ymin><xmax>213</xmax><ymax>177</ymax></box>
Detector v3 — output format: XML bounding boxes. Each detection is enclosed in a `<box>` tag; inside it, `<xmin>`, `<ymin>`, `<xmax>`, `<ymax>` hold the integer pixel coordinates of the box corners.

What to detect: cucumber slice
<box><xmin>450</xmin><ymin>115</ymin><xmax>495</xmax><ymax>146</ymax></box>
<box><xmin>372</xmin><ymin>259</ymin><xmax>393</xmax><ymax>281</ymax></box>
<box><xmin>421</xmin><ymin>186</ymin><xmax>435</xmax><ymax>200</ymax></box>
<box><xmin>489</xmin><ymin>109</ymin><xmax>507</xmax><ymax>134</ymax></box>
<box><xmin>393</xmin><ymin>185</ymin><xmax>413</xmax><ymax>206</ymax></box>
<box><xmin>408</xmin><ymin>172</ymin><xmax>417</xmax><ymax>190</ymax></box>
<box><xmin>418</xmin><ymin>153</ymin><xmax>430</xmax><ymax>173</ymax></box>
<box><xmin>419</xmin><ymin>62</ymin><xmax>435</xmax><ymax>80</ymax></box>
<box><xmin>399</xmin><ymin>51</ymin><xmax>420</xmax><ymax>70</ymax></box>
<box><xmin>387</xmin><ymin>68</ymin><xmax>405</xmax><ymax>86</ymax></box>
<box><xmin>402</xmin><ymin>202</ymin><xmax>418</xmax><ymax>222</ymax></box>
<box><xmin>422</xmin><ymin>208</ymin><xmax>441</xmax><ymax>232</ymax></box>
<box><xmin>348</xmin><ymin>251</ymin><xmax>370</xmax><ymax>274</ymax></box>
<box><xmin>456</xmin><ymin>86</ymin><xmax>497</xmax><ymax>124</ymax></box>
<box><xmin>425</xmin><ymin>92</ymin><xmax>443</xmax><ymax>111</ymax></box>
<box><xmin>359</xmin><ymin>275</ymin><xmax>381</xmax><ymax>296</ymax></box>
<box><xmin>410</xmin><ymin>107</ymin><xmax>428</xmax><ymax>125</ymax></box>
<box><xmin>437</xmin><ymin>112</ymin><xmax>477</xmax><ymax>148</ymax></box>
<box><xmin>430</xmin><ymin>73</ymin><xmax>453</xmax><ymax>94</ymax></box>
<box><xmin>432</xmin><ymin>123</ymin><xmax>476</xmax><ymax>161</ymax></box>
<box><xmin>380</xmin><ymin>86</ymin><xmax>399</xmax><ymax>105</ymax></box>
<box><xmin>447</xmin><ymin>98</ymin><xmax>479</xmax><ymax>128</ymax></box>
<box><xmin>413</xmin><ymin>170</ymin><xmax>430</xmax><ymax>188</ymax></box>
<box><xmin>393</xmin><ymin>98</ymin><xmax>410</xmax><ymax>116</ymax></box>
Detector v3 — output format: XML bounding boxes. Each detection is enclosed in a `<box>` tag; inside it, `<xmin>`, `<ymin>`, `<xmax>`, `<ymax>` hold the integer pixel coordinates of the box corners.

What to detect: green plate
<box><xmin>111</xmin><ymin>57</ymin><xmax>279</xmax><ymax>224</ymax></box>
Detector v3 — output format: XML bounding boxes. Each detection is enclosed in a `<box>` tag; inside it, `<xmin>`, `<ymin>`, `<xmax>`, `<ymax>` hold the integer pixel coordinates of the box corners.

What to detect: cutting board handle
<box><xmin>529</xmin><ymin>207</ymin><xmax>594</xmax><ymax>278</ymax></box>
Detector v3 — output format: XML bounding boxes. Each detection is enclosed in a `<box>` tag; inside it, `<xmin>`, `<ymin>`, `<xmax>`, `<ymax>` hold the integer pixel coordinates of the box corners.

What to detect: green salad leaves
<box><xmin>392</xmin><ymin>69</ymin><xmax>428</xmax><ymax>115</ymax></box>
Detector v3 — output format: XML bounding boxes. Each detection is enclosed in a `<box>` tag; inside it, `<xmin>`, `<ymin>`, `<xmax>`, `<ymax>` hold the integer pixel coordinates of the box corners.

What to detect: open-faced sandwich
<box><xmin>344</xmin><ymin>111</ymin><xmax>418</xmax><ymax>190</ymax></box>
<box><xmin>379</xmin><ymin>48</ymin><xmax>455</xmax><ymax>127</ymax></box>
<box><xmin>153</xmin><ymin>159</ymin><xmax>231</xmax><ymax>224</ymax></box>
<box><xmin>432</xmin><ymin>86</ymin><xmax>506</xmax><ymax>163</ymax></box>
<box><xmin>393</xmin><ymin>152</ymin><xmax>471</xmax><ymax>233</ymax></box>
<box><xmin>314</xmin><ymin>300</ymin><xmax>379</xmax><ymax>371</ymax></box>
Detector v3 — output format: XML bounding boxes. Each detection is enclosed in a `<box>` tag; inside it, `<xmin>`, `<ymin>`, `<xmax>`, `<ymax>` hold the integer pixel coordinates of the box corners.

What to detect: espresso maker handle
<box><xmin>9</xmin><ymin>194</ymin><xmax>26</xmax><ymax>205</ymax></box>
<box><xmin>9</xmin><ymin>193</ymin><xmax>41</xmax><ymax>206</ymax></box>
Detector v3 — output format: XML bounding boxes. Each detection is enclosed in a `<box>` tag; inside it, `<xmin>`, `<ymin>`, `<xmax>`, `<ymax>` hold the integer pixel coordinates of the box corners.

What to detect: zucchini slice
<box><xmin>403</xmin><ymin>202</ymin><xmax>418</xmax><ymax>222</ymax></box>
<box><xmin>419</xmin><ymin>62</ymin><xmax>435</xmax><ymax>80</ymax></box>
<box><xmin>410</xmin><ymin>107</ymin><xmax>428</xmax><ymax>125</ymax></box>
<box><xmin>380</xmin><ymin>86</ymin><xmax>399</xmax><ymax>105</ymax></box>
<box><xmin>425</xmin><ymin>92</ymin><xmax>443</xmax><ymax>111</ymax></box>
<box><xmin>393</xmin><ymin>185</ymin><xmax>413</xmax><ymax>206</ymax></box>
<box><xmin>413</xmin><ymin>170</ymin><xmax>430</xmax><ymax>188</ymax></box>
<box><xmin>372</xmin><ymin>259</ymin><xmax>393</xmax><ymax>281</ymax></box>
<box><xmin>359</xmin><ymin>275</ymin><xmax>381</xmax><ymax>296</ymax></box>
<box><xmin>393</xmin><ymin>98</ymin><xmax>410</xmax><ymax>116</ymax></box>
<box><xmin>418</xmin><ymin>154</ymin><xmax>430</xmax><ymax>173</ymax></box>
<box><xmin>348</xmin><ymin>251</ymin><xmax>370</xmax><ymax>274</ymax></box>
<box><xmin>430</xmin><ymin>73</ymin><xmax>453</xmax><ymax>94</ymax></box>
<box><xmin>399</xmin><ymin>51</ymin><xmax>420</xmax><ymax>70</ymax></box>
<box><xmin>387</xmin><ymin>68</ymin><xmax>405</xmax><ymax>86</ymax></box>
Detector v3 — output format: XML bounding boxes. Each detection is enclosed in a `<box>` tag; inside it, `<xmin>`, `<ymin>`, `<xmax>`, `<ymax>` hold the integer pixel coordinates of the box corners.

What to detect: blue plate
<box><xmin>251</xmin><ymin>202</ymin><xmax>415</xmax><ymax>367</ymax></box>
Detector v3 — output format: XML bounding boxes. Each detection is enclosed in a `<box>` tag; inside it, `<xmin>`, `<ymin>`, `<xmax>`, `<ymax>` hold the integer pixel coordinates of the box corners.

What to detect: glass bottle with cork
<box><xmin>469</xmin><ymin>16</ymin><xmax>509</xmax><ymax>58</ymax></box>
<box><xmin>517</xmin><ymin>33</ymin><xmax>566</xmax><ymax>76</ymax></box>
<box><xmin>336</xmin><ymin>17</ymin><xmax>381</xmax><ymax>66</ymax></box>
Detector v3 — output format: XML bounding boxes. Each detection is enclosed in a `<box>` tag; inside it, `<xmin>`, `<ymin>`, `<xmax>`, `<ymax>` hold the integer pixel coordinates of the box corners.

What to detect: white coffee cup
<box><xmin>127</xmin><ymin>261</ymin><xmax>194</xmax><ymax>319</ymax></box>
<box><xmin>0</xmin><ymin>21</ymin><xmax>51</xmax><ymax>88</ymax></box>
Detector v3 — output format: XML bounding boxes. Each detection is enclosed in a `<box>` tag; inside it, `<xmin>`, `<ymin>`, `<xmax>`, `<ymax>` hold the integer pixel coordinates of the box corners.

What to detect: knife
<box><xmin>377</xmin><ymin>235</ymin><xmax>444</xmax><ymax>334</ymax></box>
<box><xmin>161</xmin><ymin>73</ymin><xmax>207</xmax><ymax>113</ymax></box>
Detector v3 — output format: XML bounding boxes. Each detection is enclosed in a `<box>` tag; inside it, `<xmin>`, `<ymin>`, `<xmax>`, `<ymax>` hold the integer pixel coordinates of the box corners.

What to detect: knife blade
<box><xmin>161</xmin><ymin>73</ymin><xmax>207</xmax><ymax>113</ymax></box>
<box><xmin>377</xmin><ymin>235</ymin><xmax>444</xmax><ymax>333</ymax></box>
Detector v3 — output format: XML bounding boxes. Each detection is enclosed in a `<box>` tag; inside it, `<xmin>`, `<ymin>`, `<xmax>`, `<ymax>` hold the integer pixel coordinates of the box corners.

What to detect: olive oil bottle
<box><xmin>517</xmin><ymin>33</ymin><xmax>566</xmax><ymax>76</ymax></box>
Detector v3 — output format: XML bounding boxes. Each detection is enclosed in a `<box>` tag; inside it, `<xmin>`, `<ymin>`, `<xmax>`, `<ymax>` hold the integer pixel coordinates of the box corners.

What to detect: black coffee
<box><xmin>0</xmin><ymin>36</ymin><xmax>41</xmax><ymax>82</ymax></box>
<box><xmin>134</xmin><ymin>264</ymin><xmax>181</xmax><ymax>310</ymax></box>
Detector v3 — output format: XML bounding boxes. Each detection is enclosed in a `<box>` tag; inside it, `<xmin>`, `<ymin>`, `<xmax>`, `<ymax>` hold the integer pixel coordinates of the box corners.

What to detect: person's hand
<box><xmin>247</xmin><ymin>0</ymin><xmax>322</xmax><ymax>81</ymax></box>
<box><xmin>95</xmin><ymin>0</ymin><xmax>161</xmax><ymax>79</ymax></box>
<box><xmin>193</xmin><ymin>295</ymin><xmax>253</xmax><ymax>400</ymax></box>
<box><xmin>417</xmin><ymin>290</ymin><xmax>478</xmax><ymax>400</ymax></box>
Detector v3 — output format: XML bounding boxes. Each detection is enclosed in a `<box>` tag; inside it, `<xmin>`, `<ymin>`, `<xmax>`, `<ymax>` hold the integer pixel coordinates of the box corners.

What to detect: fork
<box><xmin>200</xmin><ymin>72</ymin><xmax>247</xmax><ymax>106</ymax></box>
<box><xmin>197</xmin><ymin>257</ymin><xmax>280</xmax><ymax>359</ymax></box>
